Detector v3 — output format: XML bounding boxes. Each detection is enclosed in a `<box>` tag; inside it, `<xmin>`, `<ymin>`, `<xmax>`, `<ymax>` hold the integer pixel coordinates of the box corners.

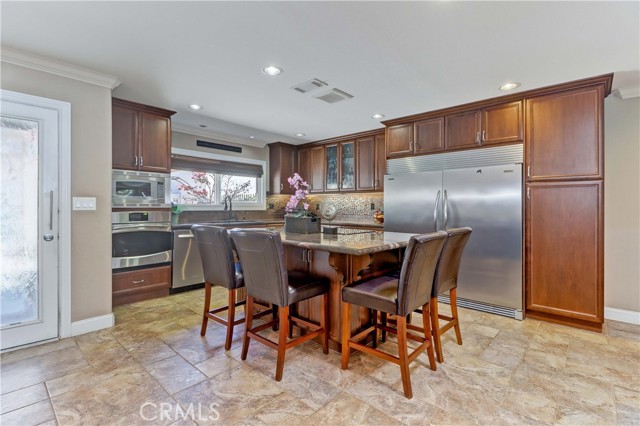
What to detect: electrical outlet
<box><xmin>370</xmin><ymin>203</ymin><xmax>375</xmax><ymax>210</ymax></box>
<box><xmin>73</xmin><ymin>197</ymin><xmax>97</xmax><ymax>211</ymax></box>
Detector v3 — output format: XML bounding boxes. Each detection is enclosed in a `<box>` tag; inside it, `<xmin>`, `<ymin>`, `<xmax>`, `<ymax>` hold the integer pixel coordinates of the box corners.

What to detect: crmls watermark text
<box><xmin>139</xmin><ymin>402</ymin><xmax>220</xmax><ymax>422</ymax></box>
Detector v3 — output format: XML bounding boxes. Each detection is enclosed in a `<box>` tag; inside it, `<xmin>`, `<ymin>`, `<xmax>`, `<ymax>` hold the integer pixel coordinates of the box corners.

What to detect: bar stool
<box><xmin>192</xmin><ymin>225</ymin><xmax>271</xmax><ymax>351</ymax></box>
<box><xmin>341</xmin><ymin>231</ymin><xmax>447</xmax><ymax>399</ymax></box>
<box><xmin>229</xmin><ymin>229</ymin><xmax>329</xmax><ymax>381</ymax></box>
<box><xmin>424</xmin><ymin>227</ymin><xmax>472</xmax><ymax>363</ymax></box>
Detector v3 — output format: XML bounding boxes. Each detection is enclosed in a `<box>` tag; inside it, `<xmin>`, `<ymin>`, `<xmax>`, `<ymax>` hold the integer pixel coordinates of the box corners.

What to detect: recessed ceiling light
<box><xmin>499</xmin><ymin>82</ymin><xmax>521</xmax><ymax>91</ymax></box>
<box><xmin>198</xmin><ymin>124</ymin><xmax>207</xmax><ymax>128</ymax></box>
<box><xmin>371</xmin><ymin>113</ymin><xmax>386</xmax><ymax>120</ymax></box>
<box><xmin>295</xmin><ymin>133</ymin><xmax>306</xmax><ymax>137</ymax></box>
<box><xmin>262</xmin><ymin>65</ymin><xmax>283</xmax><ymax>76</ymax></box>
<box><xmin>189</xmin><ymin>104</ymin><xmax>203</xmax><ymax>110</ymax></box>
<box><xmin>249</xmin><ymin>136</ymin><xmax>255</xmax><ymax>139</ymax></box>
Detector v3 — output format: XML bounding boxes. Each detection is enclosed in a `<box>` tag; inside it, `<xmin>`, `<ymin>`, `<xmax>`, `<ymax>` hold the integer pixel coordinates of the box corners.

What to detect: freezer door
<box><xmin>384</xmin><ymin>171</ymin><xmax>443</xmax><ymax>233</ymax></box>
<box><xmin>443</xmin><ymin>165</ymin><xmax>522</xmax><ymax>310</ymax></box>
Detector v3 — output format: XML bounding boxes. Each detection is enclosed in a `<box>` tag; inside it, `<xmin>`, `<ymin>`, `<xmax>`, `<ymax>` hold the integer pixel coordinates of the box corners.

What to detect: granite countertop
<box><xmin>272</xmin><ymin>228</ymin><xmax>413</xmax><ymax>256</ymax></box>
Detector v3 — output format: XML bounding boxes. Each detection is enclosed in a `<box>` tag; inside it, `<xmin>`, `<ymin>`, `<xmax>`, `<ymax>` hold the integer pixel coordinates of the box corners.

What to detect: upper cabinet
<box><xmin>357</xmin><ymin>134</ymin><xmax>385</xmax><ymax>191</ymax></box>
<box><xmin>112</xmin><ymin>98</ymin><xmax>175</xmax><ymax>173</ymax></box>
<box><xmin>325</xmin><ymin>140</ymin><xmax>356</xmax><ymax>192</ymax></box>
<box><xmin>387</xmin><ymin>117</ymin><xmax>444</xmax><ymax>158</ymax></box>
<box><xmin>268</xmin><ymin>142</ymin><xmax>297</xmax><ymax>194</ymax></box>
<box><xmin>297</xmin><ymin>146</ymin><xmax>324</xmax><ymax>193</ymax></box>
<box><xmin>526</xmin><ymin>87</ymin><xmax>603</xmax><ymax>181</ymax></box>
<box><xmin>445</xmin><ymin>101</ymin><xmax>523</xmax><ymax>150</ymax></box>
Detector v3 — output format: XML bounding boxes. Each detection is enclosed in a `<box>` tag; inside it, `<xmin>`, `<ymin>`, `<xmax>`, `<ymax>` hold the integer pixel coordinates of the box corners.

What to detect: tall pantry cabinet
<box><xmin>525</xmin><ymin>77</ymin><xmax>610</xmax><ymax>331</ymax></box>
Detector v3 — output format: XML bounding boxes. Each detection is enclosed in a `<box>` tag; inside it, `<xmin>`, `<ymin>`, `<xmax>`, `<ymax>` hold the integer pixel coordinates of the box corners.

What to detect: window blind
<box><xmin>171</xmin><ymin>154</ymin><xmax>263</xmax><ymax>178</ymax></box>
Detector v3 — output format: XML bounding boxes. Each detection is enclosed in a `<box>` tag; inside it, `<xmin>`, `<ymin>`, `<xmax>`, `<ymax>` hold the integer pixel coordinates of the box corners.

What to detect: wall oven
<box><xmin>112</xmin><ymin>170</ymin><xmax>171</xmax><ymax>208</ymax></box>
<box><xmin>112</xmin><ymin>211</ymin><xmax>172</xmax><ymax>270</ymax></box>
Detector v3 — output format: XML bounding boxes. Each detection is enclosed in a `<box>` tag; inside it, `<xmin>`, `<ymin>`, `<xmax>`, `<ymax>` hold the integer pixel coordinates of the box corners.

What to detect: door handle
<box><xmin>140</xmin><ymin>156</ymin><xmax>143</xmax><ymax>167</ymax></box>
<box><xmin>443</xmin><ymin>189</ymin><xmax>449</xmax><ymax>229</ymax></box>
<box><xmin>132</xmin><ymin>279</ymin><xmax>145</xmax><ymax>284</ymax></box>
<box><xmin>178</xmin><ymin>233</ymin><xmax>195</xmax><ymax>239</ymax></box>
<box><xmin>481</xmin><ymin>130</ymin><xmax>486</xmax><ymax>143</ymax></box>
<box><xmin>433</xmin><ymin>190</ymin><xmax>441</xmax><ymax>231</ymax></box>
<box><xmin>280</xmin><ymin>183</ymin><xmax>283</xmax><ymax>191</ymax></box>
<box><xmin>134</xmin><ymin>156</ymin><xmax>138</xmax><ymax>167</ymax></box>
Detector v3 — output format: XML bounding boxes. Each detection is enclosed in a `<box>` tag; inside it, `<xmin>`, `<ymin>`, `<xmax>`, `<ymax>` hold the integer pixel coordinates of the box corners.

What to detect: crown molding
<box><xmin>614</xmin><ymin>86</ymin><xmax>640</xmax><ymax>100</ymax></box>
<box><xmin>171</xmin><ymin>123</ymin><xmax>269</xmax><ymax>149</ymax></box>
<box><xmin>0</xmin><ymin>46</ymin><xmax>121</xmax><ymax>90</ymax></box>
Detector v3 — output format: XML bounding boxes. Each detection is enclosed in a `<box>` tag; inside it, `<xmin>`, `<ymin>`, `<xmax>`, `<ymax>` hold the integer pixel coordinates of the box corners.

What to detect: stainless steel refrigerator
<box><xmin>384</xmin><ymin>161</ymin><xmax>523</xmax><ymax>319</ymax></box>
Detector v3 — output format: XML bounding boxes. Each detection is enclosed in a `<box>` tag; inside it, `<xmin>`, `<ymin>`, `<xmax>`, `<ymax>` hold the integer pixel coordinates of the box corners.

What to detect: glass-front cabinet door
<box><xmin>340</xmin><ymin>141</ymin><xmax>355</xmax><ymax>191</ymax></box>
<box><xmin>325</xmin><ymin>144</ymin><xmax>338</xmax><ymax>191</ymax></box>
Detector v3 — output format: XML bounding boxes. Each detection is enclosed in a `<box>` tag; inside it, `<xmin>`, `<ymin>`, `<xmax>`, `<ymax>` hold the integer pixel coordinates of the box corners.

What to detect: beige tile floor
<box><xmin>1</xmin><ymin>287</ymin><xmax>639</xmax><ymax>426</ymax></box>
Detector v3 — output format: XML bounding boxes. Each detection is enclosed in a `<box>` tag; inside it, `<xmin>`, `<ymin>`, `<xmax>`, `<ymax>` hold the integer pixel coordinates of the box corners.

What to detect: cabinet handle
<box><xmin>527</xmin><ymin>187</ymin><xmax>531</xmax><ymax>199</ymax></box>
<box><xmin>132</xmin><ymin>279</ymin><xmax>145</xmax><ymax>284</ymax></box>
<box><xmin>302</xmin><ymin>249</ymin><xmax>307</xmax><ymax>263</ymax></box>
<box><xmin>482</xmin><ymin>130</ymin><xmax>486</xmax><ymax>143</ymax></box>
<box><xmin>140</xmin><ymin>156</ymin><xmax>143</xmax><ymax>167</ymax></box>
<box><xmin>134</xmin><ymin>156</ymin><xmax>138</xmax><ymax>166</ymax></box>
<box><xmin>475</xmin><ymin>132</ymin><xmax>481</xmax><ymax>144</ymax></box>
<box><xmin>527</xmin><ymin>166</ymin><xmax>531</xmax><ymax>178</ymax></box>
<box><xmin>280</xmin><ymin>183</ymin><xmax>283</xmax><ymax>191</ymax></box>
<box><xmin>409</xmin><ymin>141</ymin><xmax>414</xmax><ymax>152</ymax></box>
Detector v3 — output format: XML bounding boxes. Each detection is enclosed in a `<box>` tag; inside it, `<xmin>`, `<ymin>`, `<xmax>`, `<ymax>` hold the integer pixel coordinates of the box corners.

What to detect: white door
<box><xmin>1</xmin><ymin>92</ymin><xmax>61</xmax><ymax>350</ymax></box>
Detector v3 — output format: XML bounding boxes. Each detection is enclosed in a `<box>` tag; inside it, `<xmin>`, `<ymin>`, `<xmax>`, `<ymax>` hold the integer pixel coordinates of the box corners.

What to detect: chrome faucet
<box><xmin>224</xmin><ymin>195</ymin><xmax>237</xmax><ymax>221</ymax></box>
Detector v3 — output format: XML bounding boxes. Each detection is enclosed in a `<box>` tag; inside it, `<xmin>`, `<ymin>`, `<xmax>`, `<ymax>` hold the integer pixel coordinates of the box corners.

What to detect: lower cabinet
<box><xmin>525</xmin><ymin>181</ymin><xmax>603</xmax><ymax>330</ymax></box>
<box><xmin>113</xmin><ymin>265</ymin><xmax>171</xmax><ymax>306</ymax></box>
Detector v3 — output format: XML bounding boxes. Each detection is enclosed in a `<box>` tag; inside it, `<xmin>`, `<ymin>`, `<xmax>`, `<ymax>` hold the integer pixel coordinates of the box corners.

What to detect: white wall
<box><xmin>604</xmin><ymin>95</ymin><xmax>640</xmax><ymax>313</ymax></box>
<box><xmin>1</xmin><ymin>62</ymin><xmax>113</xmax><ymax>322</ymax></box>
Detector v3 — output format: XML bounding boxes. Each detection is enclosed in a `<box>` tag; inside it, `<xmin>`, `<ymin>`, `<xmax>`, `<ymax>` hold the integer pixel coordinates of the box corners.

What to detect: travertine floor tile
<box><xmin>0</xmin><ymin>399</ymin><xmax>56</xmax><ymax>426</ymax></box>
<box><xmin>2</xmin><ymin>288</ymin><xmax>638</xmax><ymax>426</ymax></box>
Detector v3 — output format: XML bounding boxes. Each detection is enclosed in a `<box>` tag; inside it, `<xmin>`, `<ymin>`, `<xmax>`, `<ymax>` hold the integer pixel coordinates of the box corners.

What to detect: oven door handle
<box><xmin>112</xmin><ymin>223</ymin><xmax>172</xmax><ymax>233</ymax></box>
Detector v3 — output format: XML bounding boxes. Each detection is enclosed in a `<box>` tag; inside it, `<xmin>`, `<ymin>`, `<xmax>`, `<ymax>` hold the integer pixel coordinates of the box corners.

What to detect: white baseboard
<box><xmin>604</xmin><ymin>307</ymin><xmax>640</xmax><ymax>325</ymax></box>
<box><xmin>71</xmin><ymin>313</ymin><xmax>115</xmax><ymax>337</ymax></box>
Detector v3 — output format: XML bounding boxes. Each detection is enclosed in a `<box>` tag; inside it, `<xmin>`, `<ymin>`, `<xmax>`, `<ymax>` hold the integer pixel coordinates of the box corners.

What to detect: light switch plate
<box><xmin>73</xmin><ymin>197</ymin><xmax>97</xmax><ymax>211</ymax></box>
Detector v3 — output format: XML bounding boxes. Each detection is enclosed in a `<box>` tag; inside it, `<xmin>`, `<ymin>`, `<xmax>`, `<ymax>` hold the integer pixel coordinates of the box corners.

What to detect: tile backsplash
<box><xmin>177</xmin><ymin>192</ymin><xmax>383</xmax><ymax>224</ymax></box>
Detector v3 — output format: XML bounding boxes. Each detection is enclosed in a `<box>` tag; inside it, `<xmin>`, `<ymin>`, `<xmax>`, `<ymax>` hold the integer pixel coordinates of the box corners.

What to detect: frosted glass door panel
<box><xmin>1</xmin><ymin>117</ymin><xmax>39</xmax><ymax>326</ymax></box>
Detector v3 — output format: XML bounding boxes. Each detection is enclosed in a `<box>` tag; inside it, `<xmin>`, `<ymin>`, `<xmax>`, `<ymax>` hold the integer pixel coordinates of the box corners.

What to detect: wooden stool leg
<box><xmin>341</xmin><ymin>301</ymin><xmax>351</xmax><ymax>369</ymax></box>
<box><xmin>224</xmin><ymin>288</ymin><xmax>236</xmax><ymax>351</ymax></box>
<box><xmin>397</xmin><ymin>316</ymin><xmax>413</xmax><ymax>399</ymax></box>
<box><xmin>430</xmin><ymin>296</ymin><xmax>444</xmax><ymax>363</ymax></box>
<box><xmin>275</xmin><ymin>305</ymin><xmax>289</xmax><ymax>381</ymax></box>
<box><xmin>321</xmin><ymin>293</ymin><xmax>329</xmax><ymax>354</ymax></box>
<box><xmin>422</xmin><ymin>303</ymin><xmax>437</xmax><ymax>371</ymax></box>
<box><xmin>371</xmin><ymin>309</ymin><xmax>378</xmax><ymax>349</ymax></box>
<box><xmin>381</xmin><ymin>312</ymin><xmax>387</xmax><ymax>342</ymax></box>
<box><xmin>200</xmin><ymin>282</ymin><xmax>212</xmax><ymax>336</ymax></box>
<box><xmin>241</xmin><ymin>296</ymin><xmax>254</xmax><ymax>360</ymax></box>
<box><xmin>450</xmin><ymin>288</ymin><xmax>463</xmax><ymax>345</ymax></box>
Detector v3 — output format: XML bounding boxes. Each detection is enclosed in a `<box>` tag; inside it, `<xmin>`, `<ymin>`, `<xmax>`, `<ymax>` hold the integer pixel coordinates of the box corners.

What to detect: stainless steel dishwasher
<box><xmin>172</xmin><ymin>229</ymin><xmax>205</xmax><ymax>288</ymax></box>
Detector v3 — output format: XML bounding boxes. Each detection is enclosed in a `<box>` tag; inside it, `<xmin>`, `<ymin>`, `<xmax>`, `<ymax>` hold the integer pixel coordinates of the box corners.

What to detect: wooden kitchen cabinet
<box><xmin>526</xmin><ymin>87</ymin><xmax>603</xmax><ymax>181</ymax></box>
<box><xmin>325</xmin><ymin>141</ymin><xmax>356</xmax><ymax>192</ymax></box>
<box><xmin>268</xmin><ymin>142</ymin><xmax>297</xmax><ymax>194</ymax></box>
<box><xmin>112</xmin><ymin>265</ymin><xmax>171</xmax><ymax>306</ymax></box>
<box><xmin>356</xmin><ymin>133</ymin><xmax>386</xmax><ymax>191</ymax></box>
<box><xmin>112</xmin><ymin>98</ymin><xmax>175</xmax><ymax>173</ymax></box>
<box><xmin>309</xmin><ymin>145</ymin><xmax>325</xmax><ymax>193</ymax></box>
<box><xmin>445</xmin><ymin>101</ymin><xmax>522</xmax><ymax>151</ymax></box>
<box><xmin>525</xmin><ymin>181</ymin><xmax>603</xmax><ymax>330</ymax></box>
<box><xmin>387</xmin><ymin>118</ymin><xmax>444</xmax><ymax>158</ymax></box>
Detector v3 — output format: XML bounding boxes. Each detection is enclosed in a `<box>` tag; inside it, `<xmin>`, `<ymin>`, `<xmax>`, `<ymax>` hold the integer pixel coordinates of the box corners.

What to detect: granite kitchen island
<box><xmin>269</xmin><ymin>228</ymin><xmax>416</xmax><ymax>351</ymax></box>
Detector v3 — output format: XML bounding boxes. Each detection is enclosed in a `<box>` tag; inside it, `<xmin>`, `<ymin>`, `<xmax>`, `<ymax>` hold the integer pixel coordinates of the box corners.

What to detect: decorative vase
<box><xmin>284</xmin><ymin>215</ymin><xmax>321</xmax><ymax>234</ymax></box>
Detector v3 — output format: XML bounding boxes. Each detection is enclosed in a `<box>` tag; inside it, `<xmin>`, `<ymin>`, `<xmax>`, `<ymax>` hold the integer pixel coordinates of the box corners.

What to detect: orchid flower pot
<box><xmin>284</xmin><ymin>213</ymin><xmax>321</xmax><ymax>234</ymax></box>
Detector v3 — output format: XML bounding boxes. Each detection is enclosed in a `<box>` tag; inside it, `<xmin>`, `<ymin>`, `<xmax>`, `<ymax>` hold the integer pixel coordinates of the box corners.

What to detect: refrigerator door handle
<box><xmin>443</xmin><ymin>189</ymin><xmax>449</xmax><ymax>229</ymax></box>
<box><xmin>433</xmin><ymin>190</ymin><xmax>441</xmax><ymax>230</ymax></box>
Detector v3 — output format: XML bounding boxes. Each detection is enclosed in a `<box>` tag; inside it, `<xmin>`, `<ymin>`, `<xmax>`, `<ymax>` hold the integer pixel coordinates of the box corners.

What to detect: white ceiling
<box><xmin>2</xmin><ymin>1</ymin><xmax>639</xmax><ymax>147</ymax></box>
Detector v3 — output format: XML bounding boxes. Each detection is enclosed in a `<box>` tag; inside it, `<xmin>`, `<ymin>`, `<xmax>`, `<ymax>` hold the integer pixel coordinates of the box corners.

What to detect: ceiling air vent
<box><xmin>292</xmin><ymin>78</ymin><xmax>328</xmax><ymax>94</ymax></box>
<box><xmin>314</xmin><ymin>88</ymin><xmax>354</xmax><ymax>104</ymax></box>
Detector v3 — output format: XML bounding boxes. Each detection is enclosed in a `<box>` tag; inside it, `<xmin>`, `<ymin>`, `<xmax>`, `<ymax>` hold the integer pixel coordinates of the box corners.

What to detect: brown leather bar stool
<box><xmin>192</xmin><ymin>225</ymin><xmax>271</xmax><ymax>351</ymax></box>
<box><xmin>229</xmin><ymin>229</ymin><xmax>329</xmax><ymax>381</ymax></box>
<box><xmin>341</xmin><ymin>231</ymin><xmax>448</xmax><ymax>399</ymax></box>
<box><xmin>424</xmin><ymin>227</ymin><xmax>472</xmax><ymax>363</ymax></box>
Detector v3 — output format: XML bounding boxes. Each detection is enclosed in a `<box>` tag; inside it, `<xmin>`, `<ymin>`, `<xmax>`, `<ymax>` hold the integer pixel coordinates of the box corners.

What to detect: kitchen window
<box><xmin>170</xmin><ymin>148</ymin><xmax>265</xmax><ymax>210</ymax></box>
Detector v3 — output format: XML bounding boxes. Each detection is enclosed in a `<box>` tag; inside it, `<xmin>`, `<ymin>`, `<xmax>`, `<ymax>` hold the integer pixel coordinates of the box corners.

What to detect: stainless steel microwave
<box><xmin>112</xmin><ymin>170</ymin><xmax>171</xmax><ymax>207</ymax></box>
